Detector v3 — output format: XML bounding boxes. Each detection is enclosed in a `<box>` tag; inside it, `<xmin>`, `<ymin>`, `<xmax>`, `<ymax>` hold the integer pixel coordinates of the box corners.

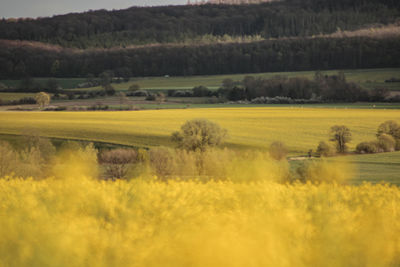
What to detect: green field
<box><xmin>0</xmin><ymin>78</ymin><xmax>86</xmax><ymax>90</ymax></box>
<box><xmin>335</xmin><ymin>152</ymin><xmax>400</xmax><ymax>184</ymax></box>
<box><xmin>72</xmin><ymin>68</ymin><xmax>400</xmax><ymax>91</ymax></box>
<box><xmin>2</xmin><ymin>68</ymin><xmax>399</xmax><ymax>92</ymax></box>
<box><xmin>0</xmin><ymin>93</ymin><xmax>37</xmax><ymax>101</ymax></box>
<box><xmin>290</xmin><ymin>152</ymin><xmax>400</xmax><ymax>185</ymax></box>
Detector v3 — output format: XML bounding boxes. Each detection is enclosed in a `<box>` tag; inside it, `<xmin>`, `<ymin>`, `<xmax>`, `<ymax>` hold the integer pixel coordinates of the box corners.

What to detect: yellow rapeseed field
<box><xmin>0</xmin><ymin>128</ymin><xmax>399</xmax><ymax>266</ymax></box>
<box><xmin>1</xmin><ymin>176</ymin><xmax>399</xmax><ymax>267</ymax></box>
<box><xmin>0</xmin><ymin>108</ymin><xmax>399</xmax><ymax>153</ymax></box>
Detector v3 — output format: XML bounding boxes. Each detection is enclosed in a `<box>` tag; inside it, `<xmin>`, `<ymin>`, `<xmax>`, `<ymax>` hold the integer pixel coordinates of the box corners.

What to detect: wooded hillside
<box><xmin>0</xmin><ymin>0</ymin><xmax>399</xmax><ymax>48</ymax></box>
<box><xmin>0</xmin><ymin>0</ymin><xmax>399</xmax><ymax>78</ymax></box>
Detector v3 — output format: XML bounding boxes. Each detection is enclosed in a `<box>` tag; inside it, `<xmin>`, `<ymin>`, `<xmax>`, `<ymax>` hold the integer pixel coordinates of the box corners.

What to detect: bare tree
<box><xmin>330</xmin><ymin>125</ymin><xmax>352</xmax><ymax>153</ymax></box>
<box><xmin>99</xmin><ymin>149</ymin><xmax>137</xmax><ymax>180</ymax></box>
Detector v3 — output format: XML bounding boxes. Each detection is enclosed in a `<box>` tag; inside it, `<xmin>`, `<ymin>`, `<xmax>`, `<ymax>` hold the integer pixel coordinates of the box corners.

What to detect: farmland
<box><xmin>1</xmin><ymin>68</ymin><xmax>399</xmax><ymax>92</ymax></box>
<box><xmin>1</xmin><ymin>0</ymin><xmax>400</xmax><ymax>265</ymax></box>
<box><xmin>0</xmin><ymin>176</ymin><xmax>399</xmax><ymax>267</ymax></box>
<box><xmin>0</xmin><ymin>78</ymin><xmax>86</xmax><ymax>90</ymax></box>
<box><xmin>334</xmin><ymin>152</ymin><xmax>400</xmax><ymax>184</ymax></box>
<box><xmin>1</xmin><ymin>107</ymin><xmax>400</xmax><ymax>266</ymax></box>
<box><xmin>0</xmin><ymin>92</ymin><xmax>37</xmax><ymax>101</ymax></box>
<box><xmin>0</xmin><ymin>107</ymin><xmax>399</xmax><ymax>152</ymax></box>
<box><xmin>106</xmin><ymin>68</ymin><xmax>400</xmax><ymax>91</ymax></box>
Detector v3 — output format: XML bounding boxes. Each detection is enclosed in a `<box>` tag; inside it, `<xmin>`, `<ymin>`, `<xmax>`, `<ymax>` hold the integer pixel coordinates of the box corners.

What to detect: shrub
<box><xmin>145</xmin><ymin>94</ymin><xmax>156</xmax><ymax>101</ymax></box>
<box><xmin>103</xmin><ymin>84</ymin><xmax>116</xmax><ymax>96</ymax></box>
<box><xmin>137</xmin><ymin>148</ymin><xmax>149</xmax><ymax>162</ymax></box>
<box><xmin>131</xmin><ymin>90</ymin><xmax>148</xmax><ymax>97</ymax></box>
<box><xmin>87</xmin><ymin>104</ymin><xmax>109</xmax><ymax>111</ymax></box>
<box><xmin>149</xmin><ymin>147</ymin><xmax>176</xmax><ymax>178</ymax></box>
<box><xmin>377</xmin><ymin>134</ymin><xmax>396</xmax><ymax>152</ymax></box>
<box><xmin>377</xmin><ymin>120</ymin><xmax>400</xmax><ymax>139</ymax></box>
<box><xmin>269</xmin><ymin>141</ymin><xmax>288</xmax><ymax>161</ymax></box>
<box><xmin>172</xmin><ymin>119</ymin><xmax>228</xmax><ymax>152</ymax></box>
<box><xmin>35</xmin><ymin>92</ymin><xmax>51</xmax><ymax>109</ymax></box>
<box><xmin>377</xmin><ymin>120</ymin><xmax>400</xmax><ymax>151</ymax></box>
<box><xmin>356</xmin><ymin>141</ymin><xmax>379</xmax><ymax>154</ymax></box>
<box><xmin>22</xmin><ymin>134</ymin><xmax>56</xmax><ymax>162</ymax></box>
<box><xmin>67</xmin><ymin>92</ymin><xmax>75</xmax><ymax>100</ymax></box>
<box><xmin>296</xmin><ymin>159</ymin><xmax>353</xmax><ymax>184</ymax></box>
<box><xmin>193</xmin><ymin>86</ymin><xmax>210</xmax><ymax>97</ymax></box>
<box><xmin>0</xmin><ymin>82</ymin><xmax>7</xmax><ymax>90</ymax></box>
<box><xmin>156</xmin><ymin>92</ymin><xmax>166</xmax><ymax>103</ymax></box>
<box><xmin>0</xmin><ymin>141</ymin><xmax>16</xmax><ymax>177</ymax></box>
<box><xmin>52</xmin><ymin>142</ymin><xmax>99</xmax><ymax>179</ymax></box>
<box><xmin>316</xmin><ymin>141</ymin><xmax>335</xmax><ymax>157</ymax></box>
<box><xmin>128</xmin><ymin>84</ymin><xmax>140</xmax><ymax>92</ymax></box>
<box><xmin>99</xmin><ymin>149</ymin><xmax>138</xmax><ymax>179</ymax></box>
<box><xmin>172</xmin><ymin>90</ymin><xmax>193</xmax><ymax>97</ymax></box>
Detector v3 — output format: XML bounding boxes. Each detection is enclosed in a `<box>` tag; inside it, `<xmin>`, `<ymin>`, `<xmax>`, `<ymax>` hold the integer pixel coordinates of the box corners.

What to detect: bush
<box><xmin>172</xmin><ymin>90</ymin><xmax>193</xmax><ymax>97</ymax></box>
<box><xmin>356</xmin><ymin>141</ymin><xmax>379</xmax><ymax>154</ymax></box>
<box><xmin>0</xmin><ymin>141</ymin><xmax>16</xmax><ymax>177</ymax></box>
<box><xmin>149</xmin><ymin>147</ymin><xmax>176</xmax><ymax>178</ymax></box>
<box><xmin>0</xmin><ymin>139</ymin><xmax>50</xmax><ymax>179</ymax></box>
<box><xmin>0</xmin><ymin>82</ymin><xmax>7</xmax><ymax>90</ymax></box>
<box><xmin>296</xmin><ymin>160</ymin><xmax>353</xmax><ymax>184</ymax></box>
<box><xmin>146</xmin><ymin>148</ymin><xmax>288</xmax><ymax>182</ymax></box>
<box><xmin>193</xmin><ymin>86</ymin><xmax>210</xmax><ymax>97</ymax></box>
<box><xmin>128</xmin><ymin>84</ymin><xmax>140</xmax><ymax>92</ymax></box>
<box><xmin>44</xmin><ymin>106</ymin><xmax>68</xmax><ymax>111</ymax></box>
<box><xmin>172</xmin><ymin>119</ymin><xmax>227</xmax><ymax>152</ymax></box>
<box><xmin>269</xmin><ymin>141</ymin><xmax>288</xmax><ymax>161</ymax></box>
<box><xmin>145</xmin><ymin>94</ymin><xmax>156</xmax><ymax>101</ymax></box>
<box><xmin>377</xmin><ymin>134</ymin><xmax>396</xmax><ymax>152</ymax></box>
<box><xmin>87</xmin><ymin>104</ymin><xmax>109</xmax><ymax>111</ymax></box>
<box><xmin>67</xmin><ymin>92</ymin><xmax>75</xmax><ymax>100</ymax></box>
<box><xmin>99</xmin><ymin>149</ymin><xmax>138</xmax><ymax>179</ymax></box>
<box><xmin>377</xmin><ymin>120</ymin><xmax>400</xmax><ymax>151</ymax></box>
<box><xmin>130</xmin><ymin>90</ymin><xmax>148</xmax><ymax>97</ymax></box>
<box><xmin>103</xmin><ymin>84</ymin><xmax>116</xmax><ymax>96</ymax></box>
<box><xmin>52</xmin><ymin>142</ymin><xmax>99</xmax><ymax>179</ymax></box>
<box><xmin>99</xmin><ymin>149</ymin><xmax>137</xmax><ymax>165</ymax></box>
<box><xmin>316</xmin><ymin>141</ymin><xmax>335</xmax><ymax>157</ymax></box>
<box><xmin>377</xmin><ymin>120</ymin><xmax>400</xmax><ymax>139</ymax></box>
<box><xmin>35</xmin><ymin>92</ymin><xmax>51</xmax><ymax>109</ymax></box>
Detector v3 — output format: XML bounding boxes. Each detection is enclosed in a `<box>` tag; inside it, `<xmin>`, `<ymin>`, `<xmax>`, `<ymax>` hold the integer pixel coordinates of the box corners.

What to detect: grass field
<box><xmin>0</xmin><ymin>107</ymin><xmax>399</xmax><ymax>153</ymax></box>
<box><xmin>0</xmin><ymin>78</ymin><xmax>86</xmax><ymax>90</ymax></box>
<box><xmin>2</xmin><ymin>68</ymin><xmax>399</xmax><ymax>92</ymax></box>
<box><xmin>289</xmin><ymin>152</ymin><xmax>400</xmax><ymax>185</ymax></box>
<box><xmin>335</xmin><ymin>152</ymin><xmax>400</xmax><ymax>184</ymax></box>
<box><xmin>0</xmin><ymin>92</ymin><xmax>37</xmax><ymax>101</ymax></box>
<box><xmin>69</xmin><ymin>68</ymin><xmax>400</xmax><ymax>91</ymax></box>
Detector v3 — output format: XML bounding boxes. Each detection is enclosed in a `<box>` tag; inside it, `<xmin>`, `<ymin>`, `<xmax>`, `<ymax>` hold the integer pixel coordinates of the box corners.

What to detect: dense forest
<box><xmin>0</xmin><ymin>36</ymin><xmax>399</xmax><ymax>78</ymax></box>
<box><xmin>0</xmin><ymin>0</ymin><xmax>399</xmax><ymax>48</ymax></box>
<box><xmin>0</xmin><ymin>0</ymin><xmax>399</xmax><ymax>78</ymax></box>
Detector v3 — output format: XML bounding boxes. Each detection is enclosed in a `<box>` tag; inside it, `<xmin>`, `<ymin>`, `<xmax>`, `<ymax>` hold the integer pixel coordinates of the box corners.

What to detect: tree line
<box><xmin>315</xmin><ymin>120</ymin><xmax>400</xmax><ymax>158</ymax></box>
<box><xmin>216</xmin><ymin>72</ymin><xmax>393</xmax><ymax>102</ymax></box>
<box><xmin>0</xmin><ymin>0</ymin><xmax>399</xmax><ymax>48</ymax></box>
<box><xmin>0</xmin><ymin>119</ymin><xmax>348</xmax><ymax>184</ymax></box>
<box><xmin>1</xmin><ymin>36</ymin><xmax>399</xmax><ymax>79</ymax></box>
